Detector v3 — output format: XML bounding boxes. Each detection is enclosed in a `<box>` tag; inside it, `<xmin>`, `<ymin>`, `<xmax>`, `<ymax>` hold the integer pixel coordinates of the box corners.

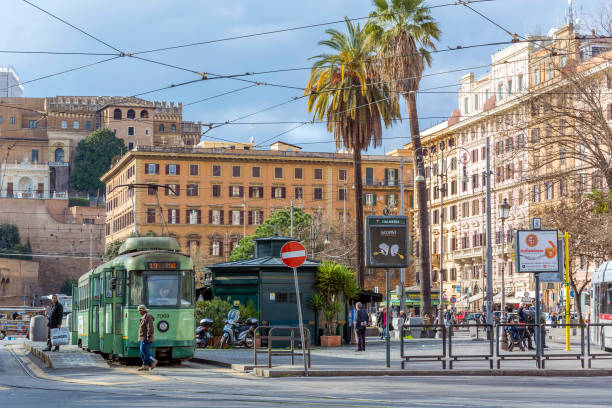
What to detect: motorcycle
<box><xmin>220</xmin><ymin>309</ymin><xmax>258</xmax><ymax>349</ymax></box>
<box><xmin>196</xmin><ymin>318</ymin><xmax>213</xmax><ymax>348</ymax></box>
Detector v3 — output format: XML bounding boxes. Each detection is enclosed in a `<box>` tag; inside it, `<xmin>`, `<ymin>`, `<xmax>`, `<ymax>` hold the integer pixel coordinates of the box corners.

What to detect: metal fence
<box><xmin>398</xmin><ymin>322</ymin><xmax>612</xmax><ymax>370</ymax></box>
<box><xmin>253</xmin><ymin>326</ymin><xmax>311</xmax><ymax>368</ymax></box>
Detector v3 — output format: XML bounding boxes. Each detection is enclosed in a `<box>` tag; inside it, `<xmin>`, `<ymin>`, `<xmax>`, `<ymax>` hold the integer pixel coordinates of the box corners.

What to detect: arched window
<box><xmin>170</xmin><ymin>124</ymin><xmax>176</xmax><ymax>133</ymax></box>
<box><xmin>113</xmin><ymin>108</ymin><xmax>122</xmax><ymax>120</ymax></box>
<box><xmin>140</xmin><ymin>110</ymin><xmax>149</xmax><ymax>119</ymax></box>
<box><xmin>54</xmin><ymin>148</ymin><xmax>65</xmax><ymax>163</ymax></box>
<box><xmin>127</xmin><ymin>109</ymin><xmax>135</xmax><ymax>119</ymax></box>
<box><xmin>158</xmin><ymin>124</ymin><xmax>165</xmax><ymax>132</ymax></box>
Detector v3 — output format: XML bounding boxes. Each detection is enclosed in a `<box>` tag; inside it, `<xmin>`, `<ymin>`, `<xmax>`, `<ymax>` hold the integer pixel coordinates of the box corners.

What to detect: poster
<box><xmin>515</xmin><ymin>230</ymin><xmax>560</xmax><ymax>273</ymax></box>
<box><xmin>366</xmin><ymin>216</ymin><xmax>409</xmax><ymax>268</ymax></box>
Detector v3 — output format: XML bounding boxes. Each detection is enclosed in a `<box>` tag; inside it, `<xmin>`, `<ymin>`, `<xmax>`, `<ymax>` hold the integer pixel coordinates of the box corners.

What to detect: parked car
<box><xmin>456</xmin><ymin>311</ymin><xmax>470</xmax><ymax>324</ymax></box>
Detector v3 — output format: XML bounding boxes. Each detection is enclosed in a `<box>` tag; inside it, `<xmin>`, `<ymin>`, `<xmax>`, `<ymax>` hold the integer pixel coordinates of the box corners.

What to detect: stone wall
<box><xmin>0</xmin><ymin>258</ymin><xmax>39</xmax><ymax>306</ymax></box>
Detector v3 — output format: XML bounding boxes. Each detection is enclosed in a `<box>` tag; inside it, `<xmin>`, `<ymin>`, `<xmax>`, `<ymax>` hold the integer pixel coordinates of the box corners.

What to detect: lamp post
<box><xmin>499</xmin><ymin>198</ymin><xmax>511</xmax><ymax>322</ymax></box>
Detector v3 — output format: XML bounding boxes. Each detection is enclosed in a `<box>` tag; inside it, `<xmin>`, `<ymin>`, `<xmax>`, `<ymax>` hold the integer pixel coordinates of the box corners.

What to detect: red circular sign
<box><xmin>280</xmin><ymin>241</ymin><xmax>307</xmax><ymax>268</ymax></box>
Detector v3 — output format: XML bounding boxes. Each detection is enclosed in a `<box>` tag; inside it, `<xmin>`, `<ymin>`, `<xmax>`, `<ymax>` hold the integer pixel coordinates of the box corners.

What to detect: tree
<box><xmin>0</xmin><ymin>223</ymin><xmax>20</xmax><ymax>250</ymax></box>
<box><xmin>70</xmin><ymin>128</ymin><xmax>126</xmax><ymax>194</ymax></box>
<box><xmin>305</xmin><ymin>17</ymin><xmax>400</xmax><ymax>288</ymax></box>
<box><xmin>309</xmin><ymin>261</ymin><xmax>360</xmax><ymax>336</ymax></box>
<box><xmin>103</xmin><ymin>239</ymin><xmax>124</xmax><ymax>262</ymax></box>
<box><xmin>59</xmin><ymin>279</ymin><xmax>76</xmax><ymax>296</ymax></box>
<box><xmin>229</xmin><ymin>207</ymin><xmax>312</xmax><ymax>261</ymax></box>
<box><xmin>532</xmin><ymin>193</ymin><xmax>612</xmax><ymax>323</ymax></box>
<box><xmin>367</xmin><ymin>0</ymin><xmax>441</xmax><ymax>316</ymax></box>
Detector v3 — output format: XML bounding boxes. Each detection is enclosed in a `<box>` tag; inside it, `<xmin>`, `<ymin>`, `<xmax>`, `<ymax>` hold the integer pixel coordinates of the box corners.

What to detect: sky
<box><xmin>0</xmin><ymin>0</ymin><xmax>602</xmax><ymax>154</ymax></box>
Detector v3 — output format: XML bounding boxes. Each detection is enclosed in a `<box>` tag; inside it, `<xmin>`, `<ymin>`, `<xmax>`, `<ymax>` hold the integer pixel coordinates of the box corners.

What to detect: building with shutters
<box><xmin>101</xmin><ymin>144</ymin><xmax>415</xmax><ymax>272</ymax></box>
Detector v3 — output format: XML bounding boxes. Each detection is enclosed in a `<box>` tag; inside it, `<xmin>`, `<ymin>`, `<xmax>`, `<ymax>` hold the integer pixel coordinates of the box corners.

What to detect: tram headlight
<box><xmin>158</xmin><ymin>321</ymin><xmax>169</xmax><ymax>332</ymax></box>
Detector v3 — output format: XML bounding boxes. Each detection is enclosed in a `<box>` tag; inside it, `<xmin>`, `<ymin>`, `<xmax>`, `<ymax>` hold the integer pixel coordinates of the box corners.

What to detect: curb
<box><xmin>253</xmin><ymin>368</ymin><xmax>612</xmax><ymax>378</ymax></box>
<box><xmin>23</xmin><ymin>341</ymin><xmax>53</xmax><ymax>368</ymax></box>
<box><xmin>190</xmin><ymin>357</ymin><xmax>254</xmax><ymax>372</ymax></box>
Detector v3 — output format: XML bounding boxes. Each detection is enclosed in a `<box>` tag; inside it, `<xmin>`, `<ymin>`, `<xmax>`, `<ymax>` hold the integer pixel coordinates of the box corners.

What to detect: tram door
<box><xmin>101</xmin><ymin>269</ymin><xmax>114</xmax><ymax>354</ymax></box>
<box><xmin>113</xmin><ymin>269</ymin><xmax>126</xmax><ymax>356</ymax></box>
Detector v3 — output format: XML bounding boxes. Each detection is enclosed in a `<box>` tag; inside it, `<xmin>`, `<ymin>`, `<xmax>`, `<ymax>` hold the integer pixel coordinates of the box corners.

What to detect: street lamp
<box><xmin>499</xmin><ymin>198</ymin><xmax>511</xmax><ymax>321</ymax></box>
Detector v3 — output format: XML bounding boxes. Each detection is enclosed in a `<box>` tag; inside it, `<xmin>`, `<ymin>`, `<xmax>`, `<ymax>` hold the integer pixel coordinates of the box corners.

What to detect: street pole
<box><xmin>535</xmin><ymin>272</ymin><xmax>541</xmax><ymax>367</ymax></box>
<box><xmin>130</xmin><ymin>186</ymin><xmax>139</xmax><ymax>236</ymax></box>
<box><xmin>292</xmin><ymin>266</ymin><xmax>308</xmax><ymax>376</ymax></box>
<box><xmin>385</xmin><ymin>268</ymin><xmax>390</xmax><ymax>368</ymax></box>
<box><xmin>439</xmin><ymin>145</ymin><xmax>445</xmax><ymax>326</ymax></box>
<box><xmin>400</xmin><ymin>159</ymin><xmax>406</xmax><ymax>313</ymax></box>
<box><xmin>290</xmin><ymin>200</ymin><xmax>294</xmax><ymax>238</ymax></box>
<box><xmin>501</xmin><ymin>217</ymin><xmax>505</xmax><ymax>321</ymax></box>
<box><xmin>485</xmin><ymin>136</ymin><xmax>493</xmax><ymax>326</ymax></box>
<box><xmin>564</xmin><ymin>231</ymin><xmax>571</xmax><ymax>351</ymax></box>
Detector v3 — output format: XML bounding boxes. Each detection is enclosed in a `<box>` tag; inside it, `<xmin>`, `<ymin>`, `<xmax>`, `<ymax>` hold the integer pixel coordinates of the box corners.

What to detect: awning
<box><xmin>356</xmin><ymin>290</ymin><xmax>383</xmax><ymax>304</ymax></box>
<box><xmin>466</xmin><ymin>292</ymin><xmax>484</xmax><ymax>302</ymax></box>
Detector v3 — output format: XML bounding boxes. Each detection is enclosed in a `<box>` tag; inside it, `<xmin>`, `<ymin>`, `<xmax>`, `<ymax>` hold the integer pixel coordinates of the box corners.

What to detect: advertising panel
<box><xmin>365</xmin><ymin>216</ymin><xmax>409</xmax><ymax>268</ymax></box>
<box><xmin>515</xmin><ymin>230</ymin><xmax>560</xmax><ymax>273</ymax></box>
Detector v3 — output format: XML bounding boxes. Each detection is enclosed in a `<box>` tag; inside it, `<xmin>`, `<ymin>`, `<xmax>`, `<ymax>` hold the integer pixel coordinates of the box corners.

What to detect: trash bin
<box><xmin>408</xmin><ymin>317</ymin><xmax>423</xmax><ymax>338</ymax></box>
<box><xmin>29</xmin><ymin>315</ymin><xmax>47</xmax><ymax>342</ymax></box>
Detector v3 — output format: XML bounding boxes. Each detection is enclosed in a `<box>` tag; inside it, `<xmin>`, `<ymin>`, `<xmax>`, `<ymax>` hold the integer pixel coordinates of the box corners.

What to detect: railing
<box><xmin>253</xmin><ymin>325</ymin><xmax>311</xmax><ymax>369</ymax></box>
<box><xmin>400</xmin><ymin>324</ymin><xmax>447</xmax><ymax>369</ymax></box>
<box><xmin>398</xmin><ymin>322</ymin><xmax>612</xmax><ymax>370</ymax></box>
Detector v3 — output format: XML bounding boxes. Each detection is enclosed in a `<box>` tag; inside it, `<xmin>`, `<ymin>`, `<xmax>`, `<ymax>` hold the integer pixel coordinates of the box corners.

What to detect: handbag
<box><xmin>50</xmin><ymin>327</ymin><xmax>70</xmax><ymax>346</ymax></box>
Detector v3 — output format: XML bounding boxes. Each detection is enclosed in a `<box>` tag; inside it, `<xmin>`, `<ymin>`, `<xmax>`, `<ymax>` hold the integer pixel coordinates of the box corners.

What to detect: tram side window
<box><xmin>105</xmin><ymin>272</ymin><xmax>113</xmax><ymax>298</ymax></box>
<box><xmin>93</xmin><ymin>277</ymin><xmax>100</xmax><ymax>301</ymax></box>
<box><xmin>604</xmin><ymin>284</ymin><xmax>612</xmax><ymax>314</ymax></box>
<box><xmin>181</xmin><ymin>271</ymin><xmax>194</xmax><ymax>305</ymax></box>
<box><xmin>116</xmin><ymin>270</ymin><xmax>125</xmax><ymax>297</ymax></box>
<box><xmin>130</xmin><ymin>272</ymin><xmax>143</xmax><ymax>305</ymax></box>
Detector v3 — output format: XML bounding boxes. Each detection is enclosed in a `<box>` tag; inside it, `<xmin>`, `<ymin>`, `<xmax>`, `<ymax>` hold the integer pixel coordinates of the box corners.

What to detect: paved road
<box><xmin>1</xmin><ymin>341</ymin><xmax>611</xmax><ymax>407</ymax></box>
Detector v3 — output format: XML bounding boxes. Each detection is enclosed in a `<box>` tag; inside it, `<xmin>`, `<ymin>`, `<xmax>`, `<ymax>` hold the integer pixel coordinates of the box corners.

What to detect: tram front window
<box><xmin>147</xmin><ymin>275</ymin><xmax>179</xmax><ymax>306</ymax></box>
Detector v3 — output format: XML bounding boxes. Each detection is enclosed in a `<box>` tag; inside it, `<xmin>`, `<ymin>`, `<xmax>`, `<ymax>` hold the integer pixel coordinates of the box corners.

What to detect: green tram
<box><xmin>72</xmin><ymin>237</ymin><xmax>195</xmax><ymax>361</ymax></box>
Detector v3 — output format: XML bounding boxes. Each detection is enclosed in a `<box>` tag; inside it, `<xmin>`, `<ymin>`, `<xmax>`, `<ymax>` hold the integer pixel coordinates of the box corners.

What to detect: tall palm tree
<box><xmin>305</xmin><ymin>18</ymin><xmax>400</xmax><ymax>288</ymax></box>
<box><xmin>367</xmin><ymin>0</ymin><xmax>440</xmax><ymax>316</ymax></box>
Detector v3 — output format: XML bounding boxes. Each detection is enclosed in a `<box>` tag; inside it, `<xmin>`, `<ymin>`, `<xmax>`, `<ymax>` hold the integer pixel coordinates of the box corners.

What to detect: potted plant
<box><xmin>309</xmin><ymin>261</ymin><xmax>359</xmax><ymax>347</ymax></box>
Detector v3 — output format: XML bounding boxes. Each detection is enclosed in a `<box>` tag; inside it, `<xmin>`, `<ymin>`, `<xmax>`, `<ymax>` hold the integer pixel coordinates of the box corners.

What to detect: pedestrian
<box><xmin>380</xmin><ymin>307</ymin><xmax>387</xmax><ymax>339</ymax></box>
<box><xmin>137</xmin><ymin>305</ymin><xmax>158</xmax><ymax>371</ymax></box>
<box><xmin>355</xmin><ymin>302</ymin><xmax>368</xmax><ymax>351</ymax></box>
<box><xmin>43</xmin><ymin>294</ymin><xmax>63</xmax><ymax>352</ymax></box>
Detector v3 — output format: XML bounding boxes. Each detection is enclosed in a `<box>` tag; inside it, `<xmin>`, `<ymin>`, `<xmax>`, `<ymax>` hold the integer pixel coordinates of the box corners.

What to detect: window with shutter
<box><xmin>314</xmin><ymin>168</ymin><xmax>323</xmax><ymax>179</ymax></box>
<box><xmin>248</xmin><ymin>211</ymin><xmax>253</xmax><ymax>225</ymax></box>
<box><xmin>232</xmin><ymin>166</ymin><xmax>241</xmax><ymax>177</ymax></box>
<box><xmin>220</xmin><ymin>210</ymin><xmax>224</xmax><ymax>224</ymax></box>
<box><xmin>252</xmin><ymin>166</ymin><xmax>261</xmax><ymax>177</ymax></box>
<box><xmin>281</xmin><ymin>187</ymin><xmax>286</xmax><ymax>198</ymax></box>
<box><xmin>212</xmin><ymin>185</ymin><xmax>221</xmax><ymax>197</ymax></box>
<box><xmin>190</xmin><ymin>164</ymin><xmax>199</xmax><ymax>175</ymax></box>
<box><xmin>294</xmin><ymin>168</ymin><xmax>303</xmax><ymax>179</ymax></box>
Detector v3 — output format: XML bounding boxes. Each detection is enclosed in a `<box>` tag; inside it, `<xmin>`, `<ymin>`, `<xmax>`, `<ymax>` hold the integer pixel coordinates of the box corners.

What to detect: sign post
<box><xmin>280</xmin><ymin>241</ymin><xmax>308</xmax><ymax>377</ymax></box>
<box><xmin>514</xmin><ymin>226</ymin><xmax>560</xmax><ymax>367</ymax></box>
<box><xmin>365</xmin><ymin>216</ymin><xmax>409</xmax><ymax>368</ymax></box>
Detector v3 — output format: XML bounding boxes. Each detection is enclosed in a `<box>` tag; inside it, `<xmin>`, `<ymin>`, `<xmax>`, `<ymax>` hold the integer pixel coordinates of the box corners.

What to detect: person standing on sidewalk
<box><xmin>355</xmin><ymin>302</ymin><xmax>368</xmax><ymax>351</ymax></box>
<box><xmin>43</xmin><ymin>294</ymin><xmax>63</xmax><ymax>352</ymax></box>
<box><xmin>380</xmin><ymin>307</ymin><xmax>387</xmax><ymax>339</ymax></box>
<box><xmin>138</xmin><ymin>305</ymin><xmax>158</xmax><ymax>371</ymax></box>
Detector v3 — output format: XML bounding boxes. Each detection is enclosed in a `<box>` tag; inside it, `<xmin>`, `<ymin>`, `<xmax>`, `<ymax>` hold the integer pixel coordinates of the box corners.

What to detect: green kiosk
<box><xmin>204</xmin><ymin>235</ymin><xmax>321</xmax><ymax>344</ymax></box>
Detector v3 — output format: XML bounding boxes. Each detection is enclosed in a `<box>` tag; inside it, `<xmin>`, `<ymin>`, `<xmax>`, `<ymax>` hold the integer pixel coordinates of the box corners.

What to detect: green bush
<box><xmin>68</xmin><ymin>198</ymin><xmax>90</xmax><ymax>207</ymax></box>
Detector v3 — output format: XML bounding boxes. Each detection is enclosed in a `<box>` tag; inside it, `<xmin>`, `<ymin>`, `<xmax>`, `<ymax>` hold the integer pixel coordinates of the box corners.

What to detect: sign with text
<box><xmin>539</xmin><ymin>238</ymin><xmax>565</xmax><ymax>282</ymax></box>
<box><xmin>365</xmin><ymin>216</ymin><xmax>409</xmax><ymax>268</ymax></box>
<box><xmin>514</xmin><ymin>230</ymin><xmax>559</xmax><ymax>273</ymax></box>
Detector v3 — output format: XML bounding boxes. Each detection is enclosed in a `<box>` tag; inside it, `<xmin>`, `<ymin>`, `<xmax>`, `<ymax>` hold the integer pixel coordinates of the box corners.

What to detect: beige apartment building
<box><xmin>402</xmin><ymin>23</ymin><xmax>611</xmax><ymax>312</ymax></box>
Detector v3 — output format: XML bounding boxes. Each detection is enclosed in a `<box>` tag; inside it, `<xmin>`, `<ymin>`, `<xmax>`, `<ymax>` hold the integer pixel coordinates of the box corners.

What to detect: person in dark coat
<box><xmin>355</xmin><ymin>302</ymin><xmax>369</xmax><ymax>351</ymax></box>
<box><xmin>44</xmin><ymin>294</ymin><xmax>63</xmax><ymax>352</ymax></box>
<box><xmin>138</xmin><ymin>304</ymin><xmax>158</xmax><ymax>371</ymax></box>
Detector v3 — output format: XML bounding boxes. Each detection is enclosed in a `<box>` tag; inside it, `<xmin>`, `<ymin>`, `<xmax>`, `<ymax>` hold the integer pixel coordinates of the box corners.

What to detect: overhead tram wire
<box><xmin>21</xmin><ymin>0</ymin><xmax>123</xmax><ymax>54</ymax></box>
<box><xmin>183</xmin><ymin>85</ymin><xmax>258</xmax><ymax>107</ymax></box>
<box><xmin>0</xmin><ymin>50</ymin><xmax>119</xmax><ymax>56</ymax></box>
<box><xmin>129</xmin><ymin>0</ymin><xmax>497</xmax><ymax>56</ymax></box>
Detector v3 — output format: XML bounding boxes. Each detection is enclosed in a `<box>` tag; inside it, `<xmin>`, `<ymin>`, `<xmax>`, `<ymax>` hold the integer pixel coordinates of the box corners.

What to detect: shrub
<box><xmin>68</xmin><ymin>198</ymin><xmax>90</xmax><ymax>207</ymax></box>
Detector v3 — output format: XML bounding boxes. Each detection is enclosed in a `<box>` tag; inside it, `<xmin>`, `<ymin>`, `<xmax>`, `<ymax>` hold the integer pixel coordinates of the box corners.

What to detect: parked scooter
<box><xmin>220</xmin><ymin>309</ymin><xmax>258</xmax><ymax>348</ymax></box>
<box><xmin>196</xmin><ymin>318</ymin><xmax>213</xmax><ymax>348</ymax></box>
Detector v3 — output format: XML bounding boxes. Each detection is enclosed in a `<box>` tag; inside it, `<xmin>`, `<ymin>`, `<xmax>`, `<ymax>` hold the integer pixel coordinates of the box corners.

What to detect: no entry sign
<box><xmin>280</xmin><ymin>241</ymin><xmax>307</xmax><ymax>268</ymax></box>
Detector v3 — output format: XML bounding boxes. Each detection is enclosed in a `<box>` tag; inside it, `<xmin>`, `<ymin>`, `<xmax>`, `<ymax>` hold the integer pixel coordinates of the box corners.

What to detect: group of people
<box><xmin>505</xmin><ymin>304</ymin><xmax>547</xmax><ymax>351</ymax></box>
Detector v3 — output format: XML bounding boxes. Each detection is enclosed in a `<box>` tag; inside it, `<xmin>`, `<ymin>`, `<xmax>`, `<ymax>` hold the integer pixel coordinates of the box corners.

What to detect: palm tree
<box><xmin>367</xmin><ymin>0</ymin><xmax>440</xmax><ymax>316</ymax></box>
<box><xmin>305</xmin><ymin>18</ymin><xmax>400</xmax><ymax>288</ymax></box>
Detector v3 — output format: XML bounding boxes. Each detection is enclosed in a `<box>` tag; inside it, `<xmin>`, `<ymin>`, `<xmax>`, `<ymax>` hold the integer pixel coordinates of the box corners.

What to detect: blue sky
<box><xmin>1</xmin><ymin>0</ymin><xmax>600</xmax><ymax>153</ymax></box>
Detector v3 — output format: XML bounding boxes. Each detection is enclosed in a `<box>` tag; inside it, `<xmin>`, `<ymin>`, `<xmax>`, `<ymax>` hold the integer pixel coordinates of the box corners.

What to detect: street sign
<box><xmin>280</xmin><ymin>241</ymin><xmax>307</xmax><ymax>268</ymax></box>
<box><xmin>365</xmin><ymin>216</ymin><xmax>409</xmax><ymax>268</ymax></box>
<box><xmin>280</xmin><ymin>240</ymin><xmax>308</xmax><ymax>376</ymax></box>
<box><xmin>540</xmin><ymin>239</ymin><xmax>564</xmax><ymax>282</ymax></box>
<box><xmin>450</xmin><ymin>296</ymin><xmax>456</xmax><ymax>304</ymax></box>
<box><xmin>514</xmin><ymin>230</ymin><xmax>560</xmax><ymax>273</ymax></box>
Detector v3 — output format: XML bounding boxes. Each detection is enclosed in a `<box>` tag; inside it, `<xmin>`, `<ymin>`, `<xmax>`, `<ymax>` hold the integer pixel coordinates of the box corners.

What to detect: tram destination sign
<box><xmin>514</xmin><ymin>230</ymin><xmax>559</xmax><ymax>273</ymax></box>
<box><xmin>366</xmin><ymin>216</ymin><xmax>409</xmax><ymax>268</ymax></box>
<box><xmin>147</xmin><ymin>262</ymin><xmax>178</xmax><ymax>270</ymax></box>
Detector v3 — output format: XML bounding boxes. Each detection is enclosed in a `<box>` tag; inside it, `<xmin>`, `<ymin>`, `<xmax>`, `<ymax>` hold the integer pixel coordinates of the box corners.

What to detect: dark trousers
<box><xmin>46</xmin><ymin>327</ymin><xmax>59</xmax><ymax>350</ymax></box>
<box><xmin>356</xmin><ymin>328</ymin><xmax>366</xmax><ymax>351</ymax></box>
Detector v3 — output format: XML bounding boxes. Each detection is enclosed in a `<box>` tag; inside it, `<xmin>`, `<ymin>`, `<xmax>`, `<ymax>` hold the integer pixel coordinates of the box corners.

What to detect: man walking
<box><xmin>355</xmin><ymin>302</ymin><xmax>368</xmax><ymax>351</ymax></box>
<box><xmin>138</xmin><ymin>305</ymin><xmax>158</xmax><ymax>371</ymax></box>
<box><xmin>43</xmin><ymin>294</ymin><xmax>63</xmax><ymax>352</ymax></box>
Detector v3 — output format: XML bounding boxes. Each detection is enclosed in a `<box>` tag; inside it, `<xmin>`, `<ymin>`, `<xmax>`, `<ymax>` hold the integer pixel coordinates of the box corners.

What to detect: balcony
<box><xmin>452</xmin><ymin>247</ymin><xmax>483</xmax><ymax>262</ymax></box>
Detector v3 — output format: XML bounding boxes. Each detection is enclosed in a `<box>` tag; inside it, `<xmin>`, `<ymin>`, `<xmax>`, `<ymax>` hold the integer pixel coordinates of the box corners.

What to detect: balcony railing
<box><xmin>0</xmin><ymin>191</ymin><xmax>68</xmax><ymax>199</ymax></box>
<box><xmin>452</xmin><ymin>247</ymin><xmax>484</xmax><ymax>261</ymax></box>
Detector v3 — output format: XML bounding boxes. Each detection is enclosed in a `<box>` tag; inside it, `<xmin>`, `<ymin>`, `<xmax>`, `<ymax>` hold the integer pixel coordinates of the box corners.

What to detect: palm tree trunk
<box><xmin>353</xmin><ymin>148</ymin><xmax>365</xmax><ymax>288</ymax></box>
<box><xmin>406</xmin><ymin>91</ymin><xmax>432</xmax><ymax>317</ymax></box>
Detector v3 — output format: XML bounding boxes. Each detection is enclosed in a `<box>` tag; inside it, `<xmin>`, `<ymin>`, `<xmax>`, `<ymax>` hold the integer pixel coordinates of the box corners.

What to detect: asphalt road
<box><xmin>1</xmin><ymin>345</ymin><xmax>612</xmax><ymax>408</ymax></box>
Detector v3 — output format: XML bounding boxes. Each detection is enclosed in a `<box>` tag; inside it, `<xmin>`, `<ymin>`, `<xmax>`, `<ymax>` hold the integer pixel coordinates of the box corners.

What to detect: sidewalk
<box><xmin>193</xmin><ymin>331</ymin><xmax>612</xmax><ymax>377</ymax></box>
<box><xmin>23</xmin><ymin>341</ymin><xmax>109</xmax><ymax>369</ymax></box>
